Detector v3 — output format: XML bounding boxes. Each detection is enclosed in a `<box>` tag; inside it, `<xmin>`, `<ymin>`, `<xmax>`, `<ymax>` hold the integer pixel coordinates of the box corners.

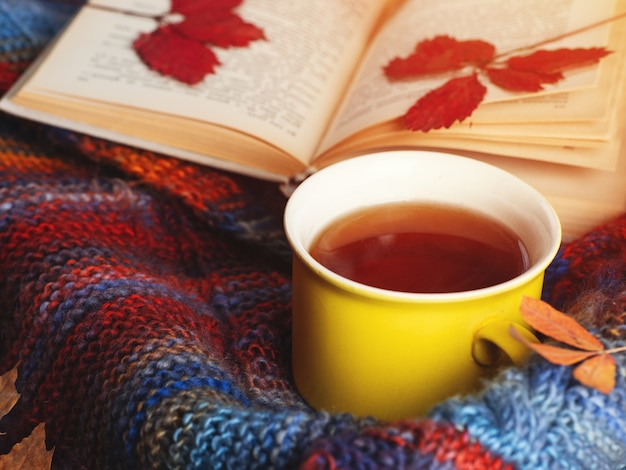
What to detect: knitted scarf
<box><xmin>1</xmin><ymin>1</ymin><xmax>625</xmax><ymax>468</ymax></box>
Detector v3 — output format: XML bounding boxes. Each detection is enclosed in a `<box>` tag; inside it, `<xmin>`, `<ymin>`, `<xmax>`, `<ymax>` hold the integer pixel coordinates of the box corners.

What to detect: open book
<box><xmin>1</xmin><ymin>0</ymin><xmax>626</xmax><ymax>239</ymax></box>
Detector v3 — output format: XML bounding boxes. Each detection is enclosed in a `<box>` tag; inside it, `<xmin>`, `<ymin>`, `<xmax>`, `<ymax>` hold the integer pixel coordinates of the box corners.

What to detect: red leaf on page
<box><xmin>173</xmin><ymin>10</ymin><xmax>265</xmax><ymax>47</ymax></box>
<box><xmin>486</xmin><ymin>67</ymin><xmax>563</xmax><ymax>92</ymax></box>
<box><xmin>457</xmin><ymin>40</ymin><xmax>497</xmax><ymax>64</ymax></box>
<box><xmin>404</xmin><ymin>73</ymin><xmax>486</xmax><ymax>131</ymax></box>
<box><xmin>132</xmin><ymin>0</ymin><xmax>264</xmax><ymax>83</ymax></box>
<box><xmin>573</xmin><ymin>353</ymin><xmax>616</xmax><ymax>394</ymax></box>
<box><xmin>171</xmin><ymin>0</ymin><xmax>243</xmax><ymax>15</ymax></box>
<box><xmin>506</xmin><ymin>47</ymin><xmax>611</xmax><ymax>74</ymax></box>
<box><xmin>385</xmin><ymin>26</ymin><xmax>613</xmax><ymax>132</ymax></box>
<box><xmin>134</xmin><ymin>25</ymin><xmax>220</xmax><ymax>84</ymax></box>
<box><xmin>384</xmin><ymin>36</ymin><xmax>495</xmax><ymax>79</ymax></box>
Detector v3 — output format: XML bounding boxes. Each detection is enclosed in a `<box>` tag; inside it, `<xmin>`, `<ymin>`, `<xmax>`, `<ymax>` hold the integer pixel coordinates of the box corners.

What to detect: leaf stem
<box><xmin>494</xmin><ymin>12</ymin><xmax>626</xmax><ymax>60</ymax></box>
<box><xmin>88</xmin><ymin>4</ymin><xmax>165</xmax><ymax>21</ymax></box>
<box><xmin>605</xmin><ymin>344</ymin><xmax>626</xmax><ymax>355</ymax></box>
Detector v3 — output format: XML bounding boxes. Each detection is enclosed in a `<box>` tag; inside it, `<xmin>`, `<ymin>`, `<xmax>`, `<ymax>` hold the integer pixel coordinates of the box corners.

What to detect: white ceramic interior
<box><xmin>284</xmin><ymin>150</ymin><xmax>562</xmax><ymax>300</ymax></box>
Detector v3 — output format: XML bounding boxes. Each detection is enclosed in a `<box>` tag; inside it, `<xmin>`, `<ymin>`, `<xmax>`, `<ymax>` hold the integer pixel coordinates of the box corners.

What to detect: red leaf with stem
<box><xmin>486</xmin><ymin>67</ymin><xmax>563</xmax><ymax>92</ymax></box>
<box><xmin>506</xmin><ymin>47</ymin><xmax>611</xmax><ymax>74</ymax></box>
<box><xmin>404</xmin><ymin>73</ymin><xmax>486</xmax><ymax>131</ymax></box>
<box><xmin>132</xmin><ymin>0</ymin><xmax>265</xmax><ymax>83</ymax></box>
<box><xmin>385</xmin><ymin>30</ymin><xmax>612</xmax><ymax>132</ymax></box>
<box><xmin>171</xmin><ymin>0</ymin><xmax>243</xmax><ymax>15</ymax></box>
<box><xmin>134</xmin><ymin>25</ymin><xmax>220</xmax><ymax>84</ymax></box>
<box><xmin>519</xmin><ymin>296</ymin><xmax>605</xmax><ymax>352</ymax></box>
<box><xmin>384</xmin><ymin>36</ymin><xmax>495</xmax><ymax>79</ymax></box>
<box><xmin>173</xmin><ymin>10</ymin><xmax>266</xmax><ymax>47</ymax></box>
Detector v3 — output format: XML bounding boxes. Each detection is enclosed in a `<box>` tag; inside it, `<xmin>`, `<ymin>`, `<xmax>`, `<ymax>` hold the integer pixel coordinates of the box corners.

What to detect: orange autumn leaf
<box><xmin>512</xmin><ymin>298</ymin><xmax>621</xmax><ymax>394</ymax></box>
<box><xmin>573</xmin><ymin>353</ymin><xmax>616</xmax><ymax>394</ymax></box>
<box><xmin>509</xmin><ymin>326</ymin><xmax>598</xmax><ymax>365</ymax></box>
<box><xmin>519</xmin><ymin>296</ymin><xmax>604</xmax><ymax>352</ymax></box>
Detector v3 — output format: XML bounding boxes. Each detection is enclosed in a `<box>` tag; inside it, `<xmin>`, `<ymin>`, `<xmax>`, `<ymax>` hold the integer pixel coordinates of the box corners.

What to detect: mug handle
<box><xmin>472</xmin><ymin>321</ymin><xmax>538</xmax><ymax>367</ymax></box>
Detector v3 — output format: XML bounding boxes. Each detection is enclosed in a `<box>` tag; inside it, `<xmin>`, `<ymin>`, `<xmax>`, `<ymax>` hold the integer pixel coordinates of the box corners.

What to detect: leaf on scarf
<box><xmin>485</xmin><ymin>67</ymin><xmax>563</xmax><ymax>92</ymax></box>
<box><xmin>506</xmin><ymin>47</ymin><xmax>612</xmax><ymax>75</ymax></box>
<box><xmin>509</xmin><ymin>325</ymin><xmax>598</xmax><ymax>365</ymax></box>
<box><xmin>0</xmin><ymin>369</ymin><xmax>52</xmax><ymax>469</ymax></box>
<box><xmin>403</xmin><ymin>73</ymin><xmax>486</xmax><ymax>131</ymax></box>
<box><xmin>384</xmin><ymin>36</ymin><xmax>495</xmax><ymax>79</ymax></box>
<box><xmin>172</xmin><ymin>10</ymin><xmax>265</xmax><ymax>47</ymax></box>
<box><xmin>513</xmin><ymin>298</ymin><xmax>620</xmax><ymax>395</ymax></box>
<box><xmin>573</xmin><ymin>353</ymin><xmax>616</xmax><ymax>394</ymax></box>
<box><xmin>133</xmin><ymin>25</ymin><xmax>220</xmax><ymax>84</ymax></box>
<box><xmin>519</xmin><ymin>296</ymin><xmax>605</xmax><ymax>352</ymax></box>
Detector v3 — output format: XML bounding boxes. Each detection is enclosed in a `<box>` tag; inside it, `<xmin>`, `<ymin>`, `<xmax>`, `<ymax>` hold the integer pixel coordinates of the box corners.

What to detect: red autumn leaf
<box><xmin>573</xmin><ymin>353</ymin><xmax>616</xmax><ymax>394</ymax></box>
<box><xmin>519</xmin><ymin>296</ymin><xmax>605</xmax><ymax>352</ymax></box>
<box><xmin>385</xmin><ymin>34</ymin><xmax>613</xmax><ymax>133</ymax></box>
<box><xmin>506</xmin><ymin>47</ymin><xmax>611</xmax><ymax>75</ymax></box>
<box><xmin>404</xmin><ymin>73</ymin><xmax>486</xmax><ymax>131</ymax></box>
<box><xmin>173</xmin><ymin>10</ymin><xmax>266</xmax><ymax>47</ymax></box>
<box><xmin>133</xmin><ymin>25</ymin><xmax>220</xmax><ymax>85</ymax></box>
<box><xmin>384</xmin><ymin>36</ymin><xmax>495</xmax><ymax>79</ymax></box>
<box><xmin>171</xmin><ymin>0</ymin><xmax>242</xmax><ymax>15</ymax></box>
<box><xmin>509</xmin><ymin>326</ymin><xmax>598</xmax><ymax>365</ymax></box>
<box><xmin>486</xmin><ymin>67</ymin><xmax>563</xmax><ymax>92</ymax></box>
<box><xmin>133</xmin><ymin>0</ymin><xmax>264</xmax><ymax>83</ymax></box>
<box><xmin>457</xmin><ymin>40</ymin><xmax>497</xmax><ymax>64</ymax></box>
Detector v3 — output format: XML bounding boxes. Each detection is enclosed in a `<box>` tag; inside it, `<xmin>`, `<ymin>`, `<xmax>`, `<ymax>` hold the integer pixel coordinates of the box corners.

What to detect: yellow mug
<box><xmin>284</xmin><ymin>150</ymin><xmax>561</xmax><ymax>420</ymax></box>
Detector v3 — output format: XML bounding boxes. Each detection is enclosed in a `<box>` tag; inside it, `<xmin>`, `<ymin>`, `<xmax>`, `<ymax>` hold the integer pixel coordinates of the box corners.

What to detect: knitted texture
<box><xmin>1</xmin><ymin>2</ymin><xmax>626</xmax><ymax>469</ymax></box>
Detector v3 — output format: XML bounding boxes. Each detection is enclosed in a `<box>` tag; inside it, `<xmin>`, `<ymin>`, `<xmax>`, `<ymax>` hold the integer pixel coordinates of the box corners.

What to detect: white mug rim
<box><xmin>284</xmin><ymin>150</ymin><xmax>562</xmax><ymax>303</ymax></box>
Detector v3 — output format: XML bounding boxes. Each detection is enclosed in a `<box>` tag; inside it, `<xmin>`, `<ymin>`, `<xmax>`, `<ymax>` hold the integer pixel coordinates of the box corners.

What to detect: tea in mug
<box><xmin>309</xmin><ymin>202</ymin><xmax>529</xmax><ymax>293</ymax></box>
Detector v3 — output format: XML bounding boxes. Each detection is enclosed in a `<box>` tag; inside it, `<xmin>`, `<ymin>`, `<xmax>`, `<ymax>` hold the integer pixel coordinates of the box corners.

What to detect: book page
<box><xmin>18</xmin><ymin>0</ymin><xmax>387</xmax><ymax>164</ymax></box>
<box><xmin>88</xmin><ymin>0</ymin><xmax>168</xmax><ymax>15</ymax></box>
<box><xmin>473</xmin><ymin>138</ymin><xmax>626</xmax><ymax>240</ymax></box>
<box><xmin>318</xmin><ymin>0</ymin><xmax>616</xmax><ymax>154</ymax></box>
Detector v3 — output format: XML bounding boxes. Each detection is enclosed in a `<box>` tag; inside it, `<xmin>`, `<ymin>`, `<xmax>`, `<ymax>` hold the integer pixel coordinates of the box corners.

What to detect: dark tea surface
<box><xmin>309</xmin><ymin>203</ymin><xmax>529</xmax><ymax>293</ymax></box>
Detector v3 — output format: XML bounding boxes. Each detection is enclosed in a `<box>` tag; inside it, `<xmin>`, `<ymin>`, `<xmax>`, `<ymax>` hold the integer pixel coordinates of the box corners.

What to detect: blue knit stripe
<box><xmin>431</xmin><ymin>351</ymin><xmax>626</xmax><ymax>469</ymax></box>
<box><xmin>137</xmin><ymin>403</ymin><xmax>371</xmax><ymax>469</ymax></box>
<box><xmin>0</xmin><ymin>0</ymin><xmax>79</xmax><ymax>54</ymax></box>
